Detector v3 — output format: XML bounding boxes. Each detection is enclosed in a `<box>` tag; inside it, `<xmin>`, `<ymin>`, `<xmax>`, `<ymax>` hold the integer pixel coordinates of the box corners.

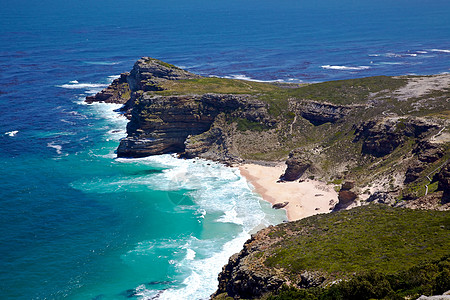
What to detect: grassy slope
<box><xmin>143</xmin><ymin>73</ymin><xmax>449</xmax><ymax>196</ymax></box>
<box><xmin>264</xmin><ymin>205</ymin><xmax>449</xmax><ymax>275</ymax></box>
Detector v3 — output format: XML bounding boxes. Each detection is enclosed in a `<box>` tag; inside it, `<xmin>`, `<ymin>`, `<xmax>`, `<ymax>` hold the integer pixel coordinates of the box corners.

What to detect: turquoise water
<box><xmin>1</xmin><ymin>0</ymin><xmax>450</xmax><ymax>299</ymax></box>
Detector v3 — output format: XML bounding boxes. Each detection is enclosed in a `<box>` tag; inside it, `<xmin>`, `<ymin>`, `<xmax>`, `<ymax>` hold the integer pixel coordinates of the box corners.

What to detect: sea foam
<box><xmin>108</xmin><ymin>155</ymin><xmax>285</xmax><ymax>299</ymax></box>
<box><xmin>321</xmin><ymin>65</ymin><xmax>370</xmax><ymax>71</ymax></box>
<box><xmin>430</xmin><ymin>49</ymin><xmax>450</xmax><ymax>53</ymax></box>
<box><xmin>4</xmin><ymin>130</ymin><xmax>18</xmax><ymax>137</ymax></box>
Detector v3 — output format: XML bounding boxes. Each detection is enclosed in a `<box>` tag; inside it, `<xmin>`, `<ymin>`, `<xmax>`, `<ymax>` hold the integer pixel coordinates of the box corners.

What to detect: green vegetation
<box><xmin>281</xmin><ymin>76</ymin><xmax>407</xmax><ymax>105</ymax></box>
<box><xmin>267</xmin><ymin>256</ymin><xmax>450</xmax><ymax>299</ymax></box>
<box><xmin>144</xmin><ymin>57</ymin><xmax>181</xmax><ymax>69</ymax></box>
<box><xmin>157</xmin><ymin>77</ymin><xmax>283</xmax><ymax>95</ymax></box>
<box><xmin>265</xmin><ymin>205</ymin><xmax>450</xmax><ymax>276</ymax></box>
<box><xmin>234</xmin><ymin>117</ymin><xmax>271</xmax><ymax>132</ymax></box>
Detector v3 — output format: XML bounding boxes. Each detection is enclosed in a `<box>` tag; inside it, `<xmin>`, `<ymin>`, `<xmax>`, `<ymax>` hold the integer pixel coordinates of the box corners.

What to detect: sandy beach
<box><xmin>239</xmin><ymin>163</ymin><xmax>338</xmax><ymax>221</ymax></box>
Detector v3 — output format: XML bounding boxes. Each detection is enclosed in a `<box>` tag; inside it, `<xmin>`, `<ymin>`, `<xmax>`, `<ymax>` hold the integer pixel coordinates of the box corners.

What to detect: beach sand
<box><xmin>239</xmin><ymin>163</ymin><xmax>338</xmax><ymax>221</ymax></box>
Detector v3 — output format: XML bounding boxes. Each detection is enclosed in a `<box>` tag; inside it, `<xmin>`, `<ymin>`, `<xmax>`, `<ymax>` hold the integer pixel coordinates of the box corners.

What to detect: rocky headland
<box><xmin>87</xmin><ymin>57</ymin><xmax>450</xmax><ymax>299</ymax></box>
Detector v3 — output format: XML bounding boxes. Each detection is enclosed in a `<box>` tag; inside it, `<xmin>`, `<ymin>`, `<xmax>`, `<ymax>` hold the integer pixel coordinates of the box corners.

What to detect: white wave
<box><xmin>5</xmin><ymin>130</ymin><xmax>18</xmax><ymax>137</ymax></box>
<box><xmin>385</xmin><ymin>53</ymin><xmax>402</xmax><ymax>58</ymax></box>
<box><xmin>222</xmin><ymin>74</ymin><xmax>298</xmax><ymax>83</ymax></box>
<box><xmin>83</xmin><ymin>61</ymin><xmax>121</xmax><ymax>65</ymax></box>
<box><xmin>47</xmin><ymin>142</ymin><xmax>63</xmax><ymax>155</ymax></box>
<box><xmin>59</xmin><ymin>83</ymin><xmax>107</xmax><ymax>89</ymax></box>
<box><xmin>88</xmin><ymin>154</ymin><xmax>286</xmax><ymax>299</ymax></box>
<box><xmin>430</xmin><ymin>49</ymin><xmax>450</xmax><ymax>53</ymax></box>
<box><xmin>321</xmin><ymin>65</ymin><xmax>370</xmax><ymax>71</ymax></box>
<box><xmin>216</xmin><ymin>208</ymin><xmax>243</xmax><ymax>225</ymax></box>
<box><xmin>368</xmin><ymin>54</ymin><xmax>380</xmax><ymax>57</ymax></box>
<box><xmin>151</xmin><ymin>231</ymin><xmax>253</xmax><ymax>300</ymax></box>
<box><xmin>376</xmin><ymin>62</ymin><xmax>406</xmax><ymax>65</ymax></box>
<box><xmin>107</xmin><ymin>75</ymin><xmax>121</xmax><ymax>84</ymax></box>
<box><xmin>60</xmin><ymin>119</ymin><xmax>76</xmax><ymax>125</ymax></box>
<box><xmin>185</xmin><ymin>249</ymin><xmax>196</xmax><ymax>261</ymax></box>
<box><xmin>416</xmin><ymin>51</ymin><xmax>428</xmax><ymax>54</ymax></box>
<box><xmin>69</xmin><ymin>80</ymin><xmax>79</xmax><ymax>84</ymax></box>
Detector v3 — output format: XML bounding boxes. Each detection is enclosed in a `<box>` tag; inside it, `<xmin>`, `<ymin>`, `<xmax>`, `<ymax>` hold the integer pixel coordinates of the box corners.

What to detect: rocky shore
<box><xmin>87</xmin><ymin>57</ymin><xmax>450</xmax><ymax>299</ymax></box>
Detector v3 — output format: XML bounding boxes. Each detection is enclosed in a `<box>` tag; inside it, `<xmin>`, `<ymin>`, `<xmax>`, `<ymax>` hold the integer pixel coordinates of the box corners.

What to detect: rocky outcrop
<box><xmin>213</xmin><ymin>225</ymin><xmax>327</xmax><ymax>299</ymax></box>
<box><xmin>298</xmin><ymin>100</ymin><xmax>352</xmax><ymax>126</ymax></box>
<box><xmin>366</xmin><ymin>191</ymin><xmax>397</xmax><ymax>205</ymax></box>
<box><xmin>117</xmin><ymin>93</ymin><xmax>273</xmax><ymax>159</ymax></box>
<box><xmin>85</xmin><ymin>73</ymin><xmax>130</xmax><ymax>104</ymax></box>
<box><xmin>213</xmin><ymin>205</ymin><xmax>450</xmax><ymax>299</ymax></box>
<box><xmin>280</xmin><ymin>150</ymin><xmax>311</xmax><ymax>181</ymax></box>
<box><xmin>334</xmin><ymin>181</ymin><xmax>358</xmax><ymax>210</ymax></box>
<box><xmin>354</xmin><ymin>117</ymin><xmax>438</xmax><ymax>157</ymax></box>
<box><xmin>126</xmin><ymin>57</ymin><xmax>200</xmax><ymax>92</ymax></box>
<box><xmin>415</xmin><ymin>141</ymin><xmax>445</xmax><ymax>163</ymax></box>
<box><xmin>438</xmin><ymin>162</ymin><xmax>450</xmax><ymax>204</ymax></box>
<box><xmin>396</xmin><ymin>191</ymin><xmax>450</xmax><ymax>211</ymax></box>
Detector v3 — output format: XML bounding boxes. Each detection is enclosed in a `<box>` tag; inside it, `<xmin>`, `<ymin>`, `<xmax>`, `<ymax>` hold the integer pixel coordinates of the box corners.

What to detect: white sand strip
<box><xmin>239</xmin><ymin>164</ymin><xmax>338</xmax><ymax>221</ymax></box>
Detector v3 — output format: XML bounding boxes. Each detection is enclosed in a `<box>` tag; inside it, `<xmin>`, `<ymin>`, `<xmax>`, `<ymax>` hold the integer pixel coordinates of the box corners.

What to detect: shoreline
<box><xmin>238</xmin><ymin>163</ymin><xmax>338</xmax><ymax>221</ymax></box>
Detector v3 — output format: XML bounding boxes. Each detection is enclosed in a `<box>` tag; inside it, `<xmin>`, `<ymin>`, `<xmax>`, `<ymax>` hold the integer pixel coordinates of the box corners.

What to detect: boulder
<box><xmin>281</xmin><ymin>151</ymin><xmax>311</xmax><ymax>181</ymax></box>
<box><xmin>272</xmin><ymin>202</ymin><xmax>289</xmax><ymax>209</ymax></box>
<box><xmin>366</xmin><ymin>191</ymin><xmax>396</xmax><ymax>205</ymax></box>
<box><xmin>335</xmin><ymin>181</ymin><xmax>358</xmax><ymax>210</ymax></box>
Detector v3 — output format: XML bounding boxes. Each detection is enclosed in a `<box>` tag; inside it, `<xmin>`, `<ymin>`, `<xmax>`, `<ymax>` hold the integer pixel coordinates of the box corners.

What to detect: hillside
<box><xmin>87</xmin><ymin>57</ymin><xmax>450</xmax><ymax>299</ymax></box>
<box><xmin>86</xmin><ymin>57</ymin><xmax>450</xmax><ymax>206</ymax></box>
<box><xmin>212</xmin><ymin>205</ymin><xmax>450</xmax><ymax>299</ymax></box>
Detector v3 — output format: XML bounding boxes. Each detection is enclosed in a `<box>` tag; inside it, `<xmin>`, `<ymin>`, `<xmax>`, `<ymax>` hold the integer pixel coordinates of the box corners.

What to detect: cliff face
<box><xmin>87</xmin><ymin>57</ymin><xmax>450</xmax><ymax>203</ymax></box>
<box><xmin>87</xmin><ymin>57</ymin><xmax>450</xmax><ymax>299</ymax></box>
<box><xmin>116</xmin><ymin>93</ymin><xmax>272</xmax><ymax>159</ymax></box>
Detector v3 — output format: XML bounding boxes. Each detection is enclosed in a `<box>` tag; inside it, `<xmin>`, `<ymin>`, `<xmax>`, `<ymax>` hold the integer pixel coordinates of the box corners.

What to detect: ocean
<box><xmin>0</xmin><ymin>0</ymin><xmax>449</xmax><ymax>299</ymax></box>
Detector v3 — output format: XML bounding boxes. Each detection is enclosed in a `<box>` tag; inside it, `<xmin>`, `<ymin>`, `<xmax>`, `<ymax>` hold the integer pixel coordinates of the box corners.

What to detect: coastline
<box><xmin>239</xmin><ymin>163</ymin><xmax>338</xmax><ymax>221</ymax></box>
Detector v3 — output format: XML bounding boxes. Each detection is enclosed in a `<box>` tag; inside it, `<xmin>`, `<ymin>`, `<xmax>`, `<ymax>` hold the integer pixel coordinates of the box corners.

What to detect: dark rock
<box><xmin>354</xmin><ymin>117</ymin><xmax>438</xmax><ymax>157</ymax></box>
<box><xmin>366</xmin><ymin>192</ymin><xmax>396</xmax><ymax>205</ymax></box>
<box><xmin>404</xmin><ymin>162</ymin><xmax>426</xmax><ymax>184</ymax></box>
<box><xmin>415</xmin><ymin>140</ymin><xmax>445</xmax><ymax>163</ymax></box>
<box><xmin>334</xmin><ymin>181</ymin><xmax>358</xmax><ymax>210</ymax></box>
<box><xmin>341</xmin><ymin>181</ymin><xmax>355</xmax><ymax>191</ymax></box>
<box><xmin>298</xmin><ymin>271</ymin><xmax>326</xmax><ymax>288</ymax></box>
<box><xmin>272</xmin><ymin>202</ymin><xmax>289</xmax><ymax>209</ymax></box>
<box><xmin>438</xmin><ymin>162</ymin><xmax>450</xmax><ymax>204</ymax></box>
<box><xmin>338</xmin><ymin>190</ymin><xmax>357</xmax><ymax>204</ymax></box>
<box><xmin>299</xmin><ymin>101</ymin><xmax>352</xmax><ymax>126</ymax></box>
<box><xmin>85</xmin><ymin>73</ymin><xmax>130</xmax><ymax>104</ymax></box>
<box><xmin>281</xmin><ymin>151</ymin><xmax>311</xmax><ymax>181</ymax></box>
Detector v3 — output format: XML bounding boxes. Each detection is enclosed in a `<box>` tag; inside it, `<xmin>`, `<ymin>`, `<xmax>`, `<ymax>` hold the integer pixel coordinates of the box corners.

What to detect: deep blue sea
<box><xmin>0</xmin><ymin>0</ymin><xmax>449</xmax><ymax>299</ymax></box>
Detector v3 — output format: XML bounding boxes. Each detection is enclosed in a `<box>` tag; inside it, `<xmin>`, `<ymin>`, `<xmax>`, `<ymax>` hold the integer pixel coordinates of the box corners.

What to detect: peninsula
<box><xmin>87</xmin><ymin>57</ymin><xmax>450</xmax><ymax>299</ymax></box>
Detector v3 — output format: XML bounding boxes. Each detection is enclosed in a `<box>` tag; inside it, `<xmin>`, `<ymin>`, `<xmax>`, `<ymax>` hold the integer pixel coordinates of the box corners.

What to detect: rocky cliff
<box><xmin>87</xmin><ymin>57</ymin><xmax>450</xmax><ymax>299</ymax></box>
<box><xmin>87</xmin><ymin>57</ymin><xmax>450</xmax><ymax>205</ymax></box>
